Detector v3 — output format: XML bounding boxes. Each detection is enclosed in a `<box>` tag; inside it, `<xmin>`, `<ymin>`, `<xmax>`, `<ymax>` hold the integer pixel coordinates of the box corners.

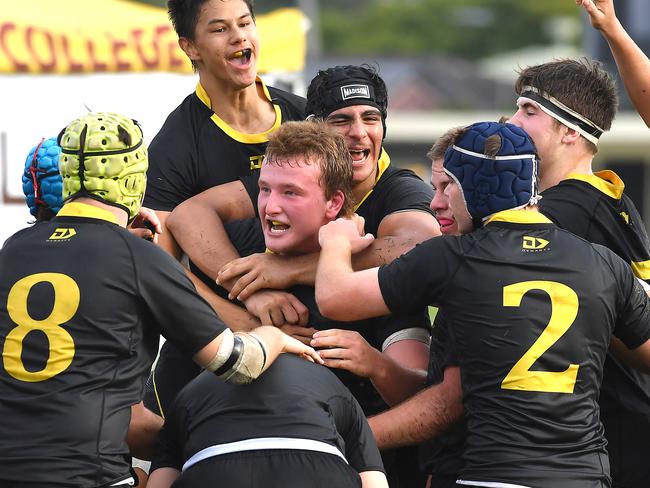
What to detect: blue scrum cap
<box><xmin>443</xmin><ymin>121</ymin><xmax>539</xmax><ymax>223</ymax></box>
<box><xmin>22</xmin><ymin>137</ymin><xmax>64</xmax><ymax>217</ymax></box>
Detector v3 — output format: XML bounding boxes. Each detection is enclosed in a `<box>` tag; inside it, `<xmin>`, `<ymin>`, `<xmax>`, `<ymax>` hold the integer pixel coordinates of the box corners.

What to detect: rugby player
<box><xmin>578</xmin><ymin>0</ymin><xmax>650</xmax><ymax>128</ymax></box>
<box><xmin>509</xmin><ymin>58</ymin><xmax>650</xmax><ymax>487</ymax></box>
<box><xmin>0</xmin><ymin>112</ymin><xmax>320</xmax><ymax>488</ymax></box>
<box><xmin>144</xmin><ymin>0</ymin><xmax>306</xmax><ymax>327</ymax></box>
<box><xmin>315</xmin><ymin>120</ymin><xmax>650</xmax><ymax>487</ymax></box>
<box><xmin>147</xmin><ymin>354</ymin><xmax>388</xmax><ymax>488</ymax></box>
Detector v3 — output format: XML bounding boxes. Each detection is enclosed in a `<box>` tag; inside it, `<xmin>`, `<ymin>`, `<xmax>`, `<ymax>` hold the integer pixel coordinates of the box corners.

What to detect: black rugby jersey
<box><xmin>352</xmin><ymin>150</ymin><xmax>435</xmax><ymax>235</ymax></box>
<box><xmin>151</xmin><ymin>355</ymin><xmax>384</xmax><ymax>477</ymax></box>
<box><xmin>144</xmin><ymin>79</ymin><xmax>306</xmax><ymax>212</ymax></box>
<box><xmin>540</xmin><ymin>171</ymin><xmax>650</xmax><ymax>486</ymax></box>
<box><xmin>0</xmin><ymin>203</ymin><xmax>226</xmax><ymax>487</ymax></box>
<box><xmin>378</xmin><ymin>209</ymin><xmax>650</xmax><ymax>487</ymax></box>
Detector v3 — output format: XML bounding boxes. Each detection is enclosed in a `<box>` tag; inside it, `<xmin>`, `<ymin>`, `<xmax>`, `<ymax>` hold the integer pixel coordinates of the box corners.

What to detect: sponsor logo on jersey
<box><xmin>620</xmin><ymin>211</ymin><xmax>630</xmax><ymax>224</ymax></box>
<box><xmin>48</xmin><ymin>228</ymin><xmax>77</xmax><ymax>240</ymax></box>
<box><xmin>249</xmin><ymin>154</ymin><xmax>264</xmax><ymax>171</ymax></box>
<box><xmin>522</xmin><ymin>236</ymin><xmax>549</xmax><ymax>251</ymax></box>
<box><xmin>341</xmin><ymin>84</ymin><xmax>370</xmax><ymax>100</ymax></box>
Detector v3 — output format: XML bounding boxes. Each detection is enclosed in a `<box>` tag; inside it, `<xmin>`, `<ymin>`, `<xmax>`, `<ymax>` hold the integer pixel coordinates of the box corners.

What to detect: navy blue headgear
<box><xmin>22</xmin><ymin>137</ymin><xmax>63</xmax><ymax>217</ymax></box>
<box><xmin>443</xmin><ymin>122</ymin><xmax>539</xmax><ymax>225</ymax></box>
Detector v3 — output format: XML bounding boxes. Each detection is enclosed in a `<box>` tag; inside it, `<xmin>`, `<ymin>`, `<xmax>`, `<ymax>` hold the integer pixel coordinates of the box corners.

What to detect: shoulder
<box><xmin>150</xmin><ymin>93</ymin><xmax>212</xmax><ymax>148</ymax></box>
<box><xmin>268</xmin><ymin>86</ymin><xmax>306</xmax><ymax>120</ymax></box>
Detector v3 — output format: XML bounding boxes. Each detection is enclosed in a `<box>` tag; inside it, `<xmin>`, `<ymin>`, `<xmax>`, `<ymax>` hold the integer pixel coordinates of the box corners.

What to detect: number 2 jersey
<box><xmin>378</xmin><ymin>209</ymin><xmax>650</xmax><ymax>487</ymax></box>
<box><xmin>0</xmin><ymin>203</ymin><xmax>226</xmax><ymax>487</ymax></box>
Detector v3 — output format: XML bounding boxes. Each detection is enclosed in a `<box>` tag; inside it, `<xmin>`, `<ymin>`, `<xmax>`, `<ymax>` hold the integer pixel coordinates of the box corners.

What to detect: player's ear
<box><xmin>561</xmin><ymin>126</ymin><xmax>581</xmax><ymax>145</ymax></box>
<box><xmin>179</xmin><ymin>37</ymin><xmax>200</xmax><ymax>62</ymax></box>
<box><xmin>325</xmin><ymin>190</ymin><xmax>345</xmax><ymax>219</ymax></box>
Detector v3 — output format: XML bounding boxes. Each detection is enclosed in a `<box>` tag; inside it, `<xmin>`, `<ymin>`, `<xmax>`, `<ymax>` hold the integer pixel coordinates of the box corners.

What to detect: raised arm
<box><xmin>166</xmin><ymin>181</ymin><xmax>255</xmax><ymax>278</ymax></box>
<box><xmin>315</xmin><ymin>217</ymin><xmax>390</xmax><ymax>321</ymax></box>
<box><xmin>578</xmin><ymin>0</ymin><xmax>650</xmax><ymax>127</ymax></box>
<box><xmin>221</xmin><ymin>210</ymin><xmax>439</xmax><ymax>301</ymax></box>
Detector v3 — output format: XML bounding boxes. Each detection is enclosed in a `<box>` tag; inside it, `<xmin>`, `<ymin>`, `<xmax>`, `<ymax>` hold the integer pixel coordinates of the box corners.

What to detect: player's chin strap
<box><xmin>206</xmin><ymin>329</ymin><xmax>268</xmax><ymax>385</ymax></box>
<box><xmin>518</xmin><ymin>86</ymin><xmax>605</xmax><ymax>146</ymax></box>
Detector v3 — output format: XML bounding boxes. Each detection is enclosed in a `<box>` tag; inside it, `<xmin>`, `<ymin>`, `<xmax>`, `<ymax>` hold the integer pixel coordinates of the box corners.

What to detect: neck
<box><xmin>539</xmin><ymin>151</ymin><xmax>594</xmax><ymax>192</ymax></box>
<box><xmin>352</xmin><ymin>164</ymin><xmax>379</xmax><ymax>204</ymax></box>
<box><xmin>198</xmin><ymin>75</ymin><xmax>276</xmax><ymax>133</ymax></box>
<box><xmin>72</xmin><ymin>197</ymin><xmax>128</xmax><ymax>227</ymax></box>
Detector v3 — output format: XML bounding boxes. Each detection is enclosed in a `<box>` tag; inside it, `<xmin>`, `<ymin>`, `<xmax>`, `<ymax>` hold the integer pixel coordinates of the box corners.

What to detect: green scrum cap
<box><xmin>58</xmin><ymin>112</ymin><xmax>147</xmax><ymax>222</ymax></box>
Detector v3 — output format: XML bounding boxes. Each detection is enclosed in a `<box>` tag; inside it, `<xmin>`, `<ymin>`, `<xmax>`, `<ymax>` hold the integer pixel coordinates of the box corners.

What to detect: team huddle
<box><xmin>2</xmin><ymin>0</ymin><xmax>650</xmax><ymax>487</ymax></box>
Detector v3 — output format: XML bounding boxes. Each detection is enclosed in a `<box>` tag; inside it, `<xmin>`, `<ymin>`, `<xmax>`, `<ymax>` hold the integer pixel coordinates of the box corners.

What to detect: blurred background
<box><xmin>1</xmin><ymin>0</ymin><xmax>649</xmax><ymax>243</ymax></box>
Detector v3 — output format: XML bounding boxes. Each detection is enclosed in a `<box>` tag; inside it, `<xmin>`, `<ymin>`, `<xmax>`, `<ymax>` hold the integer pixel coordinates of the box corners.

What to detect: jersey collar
<box><xmin>484</xmin><ymin>209</ymin><xmax>552</xmax><ymax>226</ymax></box>
<box><xmin>353</xmin><ymin>148</ymin><xmax>391</xmax><ymax>212</ymax></box>
<box><xmin>196</xmin><ymin>78</ymin><xmax>282</xmax><ymax>144</ymax></box>
<box><xmin>565</xmin><ymin>170</ymin><xmax>624</xmax><ymax>200</ymax></box>
<box><xmin>57</xmin><ymin>202</ymin><xmax>118</xmax><ymax>224</ymax></box>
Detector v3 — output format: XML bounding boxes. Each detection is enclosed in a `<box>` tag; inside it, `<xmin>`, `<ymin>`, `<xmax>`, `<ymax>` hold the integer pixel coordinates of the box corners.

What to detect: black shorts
<box><xmin>171</xmin><ymin>449</ymin><xmax>361</xmax><ymax>488</ymax></box>
<box><xmin>143</xmin><ymin>341</ymin><xmax>201</xmax><ymax>417</ymax></box>
<box><xmin>602</xmin><ymin>412</ymin><xmax>650</xmax><ymax>488</ymax></box>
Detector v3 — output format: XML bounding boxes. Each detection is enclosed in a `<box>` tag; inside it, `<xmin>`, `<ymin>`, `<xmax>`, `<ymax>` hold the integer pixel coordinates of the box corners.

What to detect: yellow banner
<box><xmin>0</xmin><ymin>0</ymin><xmax>305</xmax><ymax>74</ymax></box>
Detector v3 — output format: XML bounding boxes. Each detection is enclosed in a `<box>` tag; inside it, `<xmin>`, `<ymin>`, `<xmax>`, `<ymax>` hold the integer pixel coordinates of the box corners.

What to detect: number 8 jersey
<box><xmin>378</xmin><ymin>209</ymin><xmax>650</xmax><ymax>488</ymax></box>
<box><xmin>0</xmin><ymin>202</ymin><xmax>225</xmax><ymax>487</ymax></box>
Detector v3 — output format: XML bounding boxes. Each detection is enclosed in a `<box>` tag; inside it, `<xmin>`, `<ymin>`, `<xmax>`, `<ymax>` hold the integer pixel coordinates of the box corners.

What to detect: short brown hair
<box><xmin>427</xmin><ymin>126</ymin><xmax>467</xmax><ymax>162</ymax></box>
<box><xmin>515</xmin><ymin>58</ymin><xmax>618</xmax><ymax>154</ymax></box>
<box><xmin>265</xmin><ymin>121</ymin><xmax>354</xmax><ymax>217</ymax></box>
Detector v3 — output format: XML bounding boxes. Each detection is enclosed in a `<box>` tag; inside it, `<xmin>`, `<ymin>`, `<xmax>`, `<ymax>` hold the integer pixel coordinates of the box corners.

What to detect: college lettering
<box><xmin>0</xmin><ymin>22</ymin><xmax>189</xmax><ymax>73</ymax></box>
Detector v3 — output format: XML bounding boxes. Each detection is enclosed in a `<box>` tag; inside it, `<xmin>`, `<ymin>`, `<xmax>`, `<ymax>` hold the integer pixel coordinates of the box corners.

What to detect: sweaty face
<box><xmin>186</xmin><ymin>0</ymin><xmax>259</xmax><ymax>90</ymax></box>
<box><xmin>444</xmin><ymin>177</ymin><xmax>473</xmax><ymax>235</ymax></box>
<box><xmin>325</xmin><ymin>105</ymin><xmax>383</xmax><ymax>189</ymax></box>
<box><xmin>258</xmin><ymin>158</ymin><xmax>340</xmax><ymax>255</ymax></box>
<box><xmin>430</xmin><ymin>158</ymin><xmax>459</xmax><ymax>236</ymax></box>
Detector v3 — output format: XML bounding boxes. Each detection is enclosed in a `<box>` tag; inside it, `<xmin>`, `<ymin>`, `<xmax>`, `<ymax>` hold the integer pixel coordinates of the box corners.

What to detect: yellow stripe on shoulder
<box><xmin>631</xmin><ymin>260</ymin><xmax>650</xmax><ymax>280</ymax></box>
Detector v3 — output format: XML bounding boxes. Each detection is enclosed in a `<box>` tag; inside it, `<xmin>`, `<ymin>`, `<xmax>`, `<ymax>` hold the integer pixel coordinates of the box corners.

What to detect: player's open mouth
<box><xmin>437</xmin><ymin>217</ymin><xmax>455</xmax><ymax>230</ymax></box>
<box><xmin>349</xmin><ymin>149</ymin><xmax>370</xmax><ymax>165</ymax></box>
<box><xmin>229</xmin><ymin>48</ymin><xmax>252</xmax><ymax>65</ymax></box>
<box><xmin>268</xmin><ymin>220</ymin><xmax>290</xmax><ymax>233</ymax></box>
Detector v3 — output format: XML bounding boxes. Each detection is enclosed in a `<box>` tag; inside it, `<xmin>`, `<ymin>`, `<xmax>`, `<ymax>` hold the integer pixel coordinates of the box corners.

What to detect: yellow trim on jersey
<box><xmin>485</xmin><ymin>209</ymin><xmax>552</xmax><ymax>226</ymax></box>
<box><xmin>195</xmin><ymin>78</ymin><xmax>281</xmax><ymax>144</ymax></box>
<box><xmin>566</xmin><ymin>170</ymin><xmax>624</xmax><ymax>200</ymax></box>
<box><xmin>353</xmin><ymin>149</ymin><xmax>391</xmax><ymax>212</ymax></box>
<box><xmin>631</xmin><ymin>260</ymin><xmax>650</xmax><ymax>280</ymax></box>
<box><xmin>57</xmin><ymin>202</ymin><xmax>118</xmax><ymax>224</ymax></box>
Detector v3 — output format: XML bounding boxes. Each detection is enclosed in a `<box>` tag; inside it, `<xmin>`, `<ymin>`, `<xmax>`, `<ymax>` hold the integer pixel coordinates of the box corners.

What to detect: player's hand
<box><xmin>279</xmin><ymin>324</ymin><xmax>319</xmax><ymax>346</ymax></box>
<box><xmin>577</xmin><ymin>0</ymin><xmax>618</xmax><ymax>33</ymax></box>
<box><xmin>129</xmin><ymin>207</ymin><xmax>162</xmax><ymax>242</ymax></box>
<box><xmin>217</xmin><ymin>253</ymin><xmax>295</xmax><ymax>301</ymax></box>
<box><xmin>281</xmin><ymin>333</ymin><xmax>324</xmax><ymax>364</ymax></box>
<box><xmin>243</xmin><ymin>290</ymin><xmax>309</xmax><ymax>327</ymax></box>
<box><xmin>318</xmin><ymin>215</ymin><xmax>375</xmax><ymax>254</ymax></box>
<box><xmin>311</xmin><ymin>329</ymin><xmax>382</xmax><ymax>378</ymax></box>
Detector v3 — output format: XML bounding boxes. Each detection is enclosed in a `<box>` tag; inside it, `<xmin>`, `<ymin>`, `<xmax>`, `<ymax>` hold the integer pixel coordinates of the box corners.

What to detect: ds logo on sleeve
<box><xmin>522</xmin><ymin>236</ymin><xmax>549</xmax><ymax>251</ymax></box>
<box><xmin>48</xmin><ymin>228</ymin><xmax>77</xmax><ymax>241</ymax></box>
<box><xmin>341</xmin><ymin>85</ymin><xmax>370</xmax><ymax>100</ymax></box>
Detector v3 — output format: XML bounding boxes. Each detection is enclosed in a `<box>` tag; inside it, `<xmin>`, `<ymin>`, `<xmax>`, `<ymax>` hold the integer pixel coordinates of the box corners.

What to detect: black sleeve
<box><xmin>599</xmin><ymin>247</ymin><xmax>650</xmax><ymax>348</ymax></box>
<box><xmin>128</xmin><ymin>236</ymin><xmax>226</xmax><ymax>356</ymax></box>
<box><xmin>378</xmin><ymin>237</ymin><xmax>460</xmax><ymax>314</ymax></box>
<box><xmin>150</xmin><ymin>404</ymin><xmax>187</xmax><ymax>472</ymax></box>
<box><xmin>379</xmin><ymin>168</ymin><xmax>434</xmax><ymax>217</ymax></box>
<box><xmin>427</xmin><ymin>311</ymin><xmax>458</xmax><ymax>386</ymax></box>
<box><xmin>144</xmin><ymin>112</ymin><xmax>199</xmax><ymax>212</ymax></box>
<box><xmin>331</xmin><ymin>393</ymin><xmax>385</xmax><ymax>473</ymax></box>
<box><xmin>240</xmin><ymin>174</ymin><xmax>261</xmax><ymax>218</ymax></box>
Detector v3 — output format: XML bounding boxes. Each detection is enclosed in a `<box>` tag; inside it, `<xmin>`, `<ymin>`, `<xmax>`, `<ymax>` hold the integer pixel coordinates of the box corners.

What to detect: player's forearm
<box><xmin>352</xmin><ymin>235</ymin><xmax>417</xmax><ymax>270</ymax></box>
<box><xmin>601</xmin><ymin>20</ymin><xmax>650</xmax><ymax>128</ymax></box>
<box><xmin>369</xmin><ymin>356</ymin><xmax>427</xmax><ymax>407</ymax></box>
<box><xmin>369</xmin><ymin>369</ymin><xmax>463</xmax><ymax>449</ymax></box>
<box><xmin>315</xmin><ymin>237</ymin><xmax>355</xmax><ymax>319</ymax></box>
<box><xmin>187</xmin><ymin>270</ymin><xmax>260</xmax><ymax>332</ymax></box>
<box><xmin>167</xmin><ymin>201</ymin><xmax>241</xmax><ymax>281</ymax></box>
